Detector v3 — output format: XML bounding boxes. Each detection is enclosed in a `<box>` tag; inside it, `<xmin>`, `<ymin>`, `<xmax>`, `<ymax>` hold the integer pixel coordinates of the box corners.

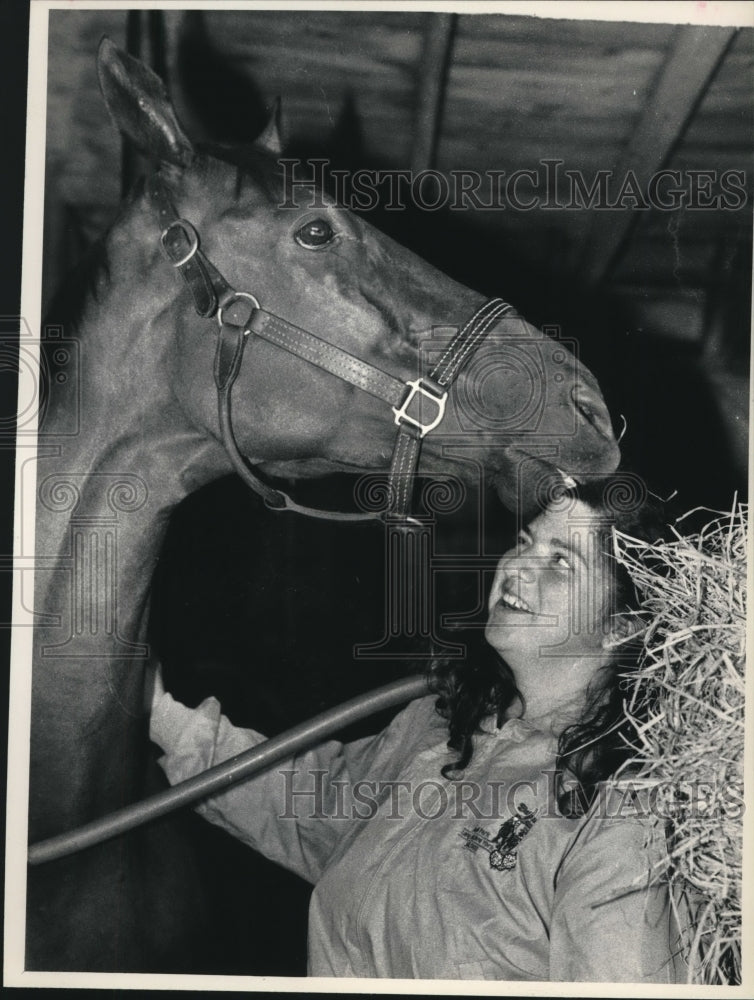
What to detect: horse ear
<box><xmin>256</xmin><ymin>98</ymin><xmax>284</xmax><ymax>155</ymax></box>
<box><xmin>96</xmin><ymin>36</ymin><xmax>194</xmax><ymax>168</ymax></box>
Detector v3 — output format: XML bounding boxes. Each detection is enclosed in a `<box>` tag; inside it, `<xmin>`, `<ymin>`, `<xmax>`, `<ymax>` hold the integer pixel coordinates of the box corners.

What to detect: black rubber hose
<box><xmin>28</xmin><ymin>674</ymin><xmax>428</xmax><ymax>866</ymax></box>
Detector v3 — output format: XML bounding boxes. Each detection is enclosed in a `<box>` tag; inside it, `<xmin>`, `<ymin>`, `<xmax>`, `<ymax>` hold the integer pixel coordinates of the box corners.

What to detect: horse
<box><xmin>25</xmin><ymin>38</ymin><xmax>620</xmax><ymax>972</ymax></box>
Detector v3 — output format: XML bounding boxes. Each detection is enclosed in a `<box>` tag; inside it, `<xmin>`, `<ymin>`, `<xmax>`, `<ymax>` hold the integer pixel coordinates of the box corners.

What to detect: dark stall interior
<box><xmin>42</xmin><ymin>8</ymin><xmax>751</xmax><ymax>974</ymax></box>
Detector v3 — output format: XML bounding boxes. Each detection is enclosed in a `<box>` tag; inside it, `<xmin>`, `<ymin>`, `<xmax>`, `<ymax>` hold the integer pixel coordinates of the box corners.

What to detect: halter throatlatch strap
<box><xmin>150</xmin><ymin>174</ymin><xmax>514</xmax><ymax>524</ymax></box>
<box><xmin>214</xmin><ymin>298</ymin><xmax>382</xmax><ymax>520</ymax></box>
<box><xmin>213</xmin><ymin>299</ymin><xmax>290</xmax><ymax>511</ymax></box>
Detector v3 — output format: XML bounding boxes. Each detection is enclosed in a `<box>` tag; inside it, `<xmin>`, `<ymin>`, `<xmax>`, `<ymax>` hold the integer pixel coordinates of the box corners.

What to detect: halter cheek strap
<box><xmin>149</xmin><ymin>175</ymin><xmax>515</xmax><ymax>523</ymax></box>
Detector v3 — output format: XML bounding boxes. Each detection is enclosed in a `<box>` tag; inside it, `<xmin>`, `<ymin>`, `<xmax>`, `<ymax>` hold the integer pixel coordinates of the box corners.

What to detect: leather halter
<box><xmin>148</xmin><ymin>175</ymin><xmax>515</xmax><ymax>523</ymax></box>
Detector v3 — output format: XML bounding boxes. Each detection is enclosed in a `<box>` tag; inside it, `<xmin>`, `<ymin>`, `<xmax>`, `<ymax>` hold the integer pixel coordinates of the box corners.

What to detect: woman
<box><xmin>149</xmin><ymin>475</ymin><xmax>683</xmax><ymax>982</ymax></box>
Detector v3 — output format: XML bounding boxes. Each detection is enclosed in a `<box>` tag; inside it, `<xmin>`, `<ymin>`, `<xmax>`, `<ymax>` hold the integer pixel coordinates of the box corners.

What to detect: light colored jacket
<box><xmin>150</xmin><ymin>691</ymin><xmax>682</xmax><ymax>982</ymax></box>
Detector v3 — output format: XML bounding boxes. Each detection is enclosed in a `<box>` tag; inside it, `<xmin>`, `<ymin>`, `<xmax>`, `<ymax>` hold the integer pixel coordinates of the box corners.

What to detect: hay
<box><xmin>610</xmin><ymin>500</ymin><xmax>747</xmax><ymax>986</ymax></box>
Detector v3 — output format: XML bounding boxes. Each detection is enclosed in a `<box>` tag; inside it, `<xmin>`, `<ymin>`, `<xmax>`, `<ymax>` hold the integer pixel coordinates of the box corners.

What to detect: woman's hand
<box><xmin>144</xmin><ymin>660</ymin><xmax>166</xmax><ymax>715</ymax></box>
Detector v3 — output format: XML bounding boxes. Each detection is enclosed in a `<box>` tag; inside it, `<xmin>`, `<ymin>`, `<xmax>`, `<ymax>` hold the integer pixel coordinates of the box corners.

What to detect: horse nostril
<box><xmin>571</xmin><ymin>385</ymin><xmax>612</xmax><ymax>440</ymax></box>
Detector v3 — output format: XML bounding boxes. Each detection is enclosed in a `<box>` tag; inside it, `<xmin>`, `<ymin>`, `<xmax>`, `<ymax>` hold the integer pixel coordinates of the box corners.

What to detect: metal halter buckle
<box><xmin>392</xmin><ymin>377</ymin><xmax>448</xmax><ymax>437</ymax></box>
<box><xmin>217</xmin><ymin>291</ymin><xmax>261</xmax><ymax>329</ymax></box>
<box><xmin>160</xmin><ymin>219</ymin><xmax>200</xmax><ymax>268</ymax></box>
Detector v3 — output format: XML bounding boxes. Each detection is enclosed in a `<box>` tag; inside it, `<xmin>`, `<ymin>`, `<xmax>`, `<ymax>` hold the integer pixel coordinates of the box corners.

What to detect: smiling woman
<box><xmin>435</xmin><ymin>476</ymin><xmax>668</xmax><ymax>816</ymax></box>
<box><xmin>149</xmin><ymin>472</ymin><xmax>685</xmax><ymax>982</ymax></box>
<box><xmin>486</xmin><ymin>498</ymin><xmax>617</xmax><ymax>712</ymax></box>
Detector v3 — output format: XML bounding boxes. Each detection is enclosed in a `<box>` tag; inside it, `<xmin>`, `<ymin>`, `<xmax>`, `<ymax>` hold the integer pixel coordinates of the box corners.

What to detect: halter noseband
<box><xmin>149</xmin><ymin>175</ymin><xmax>514</xmax><ymax>524</ymax></box>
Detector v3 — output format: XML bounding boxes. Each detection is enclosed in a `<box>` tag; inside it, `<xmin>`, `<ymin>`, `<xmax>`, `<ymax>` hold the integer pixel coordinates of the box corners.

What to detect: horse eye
<box><xmin>295</xmin><ymin>219</ymin><xmax>335</xmax><ymax>249</ymax></box>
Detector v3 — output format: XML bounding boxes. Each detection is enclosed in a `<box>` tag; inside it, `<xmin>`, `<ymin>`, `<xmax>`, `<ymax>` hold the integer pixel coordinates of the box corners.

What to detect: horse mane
<box><xmin>197</xmin><ymin>141</ymin><xmax>286</xmax><ymax>203</ymax></box>
<box><xmin>45</xmin><ymin>238</ymin><xmax>111</xmax><ymax>327</ymax></box>
<box><xmin>40</xmin><ymin>193</ymin><xmax>122</xmax><ymax>426</ymax></box>
<box><xmin>46</xmin><ymin>174</ymin><xmax>156</xmax><ymax>336</ymax></box>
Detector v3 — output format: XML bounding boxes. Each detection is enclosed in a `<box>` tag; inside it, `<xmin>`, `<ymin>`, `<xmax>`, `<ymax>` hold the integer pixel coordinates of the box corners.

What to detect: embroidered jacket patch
<box><xmin>461</xmin><ymin>803</ymin><xmax>538</xmax><ymax>872</ymax></box>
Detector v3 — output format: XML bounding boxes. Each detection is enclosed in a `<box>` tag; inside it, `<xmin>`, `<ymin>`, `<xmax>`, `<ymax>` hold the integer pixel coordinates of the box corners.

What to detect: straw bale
<box><xmin>610</xmin><ymin>501</ymin><xmax>746</xmax><ymax>985</ymax></box>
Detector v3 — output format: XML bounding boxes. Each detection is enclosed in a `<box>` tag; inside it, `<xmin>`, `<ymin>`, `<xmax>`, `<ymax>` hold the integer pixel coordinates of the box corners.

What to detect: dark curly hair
<box><xmin>428</xmin><ymin>473</ymin><xmax>668</xmax><ymax>818</ymax></box>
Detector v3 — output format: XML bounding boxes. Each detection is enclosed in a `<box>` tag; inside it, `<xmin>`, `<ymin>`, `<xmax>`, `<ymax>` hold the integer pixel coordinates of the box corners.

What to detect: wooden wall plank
<box><xmin>410</xmin><ymin>13</ymin><xmax>455</xmax><ymax>173</ymax></box>
<box><xmin>43</xmin><ymin>9</ymin><xmax>751</xmax><ymax>353</ymax></box>
<box><xmin>576</xmin><ymin>24</ymin><xmax>738</xmax><ymax>285</ymax></box>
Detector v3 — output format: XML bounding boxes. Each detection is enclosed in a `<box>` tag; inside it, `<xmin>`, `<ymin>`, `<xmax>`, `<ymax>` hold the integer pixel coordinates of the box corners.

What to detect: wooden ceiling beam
<box><xmin>410</xmin><ymin>13</ymin><xmax>456</xmax><ymax>174</ymax></box>
<box><xmin>576</xmin><ymin>24</ymin><xmax>737</xmax><ymax>287</ymax></box>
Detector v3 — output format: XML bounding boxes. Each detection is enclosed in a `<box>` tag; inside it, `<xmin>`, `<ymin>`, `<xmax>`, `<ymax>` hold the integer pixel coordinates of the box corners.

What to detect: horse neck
<box><xmin>36</xmin><ymin>198</ymin><xmax>229</xmax><ymax>658</ymax></box>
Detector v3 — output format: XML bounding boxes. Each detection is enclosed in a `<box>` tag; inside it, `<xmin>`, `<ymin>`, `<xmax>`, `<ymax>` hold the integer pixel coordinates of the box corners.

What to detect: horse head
<box><xmin>96</xmin><ymin>38</ymin><xmax>619</xmax><ymax>517</ymax></box>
